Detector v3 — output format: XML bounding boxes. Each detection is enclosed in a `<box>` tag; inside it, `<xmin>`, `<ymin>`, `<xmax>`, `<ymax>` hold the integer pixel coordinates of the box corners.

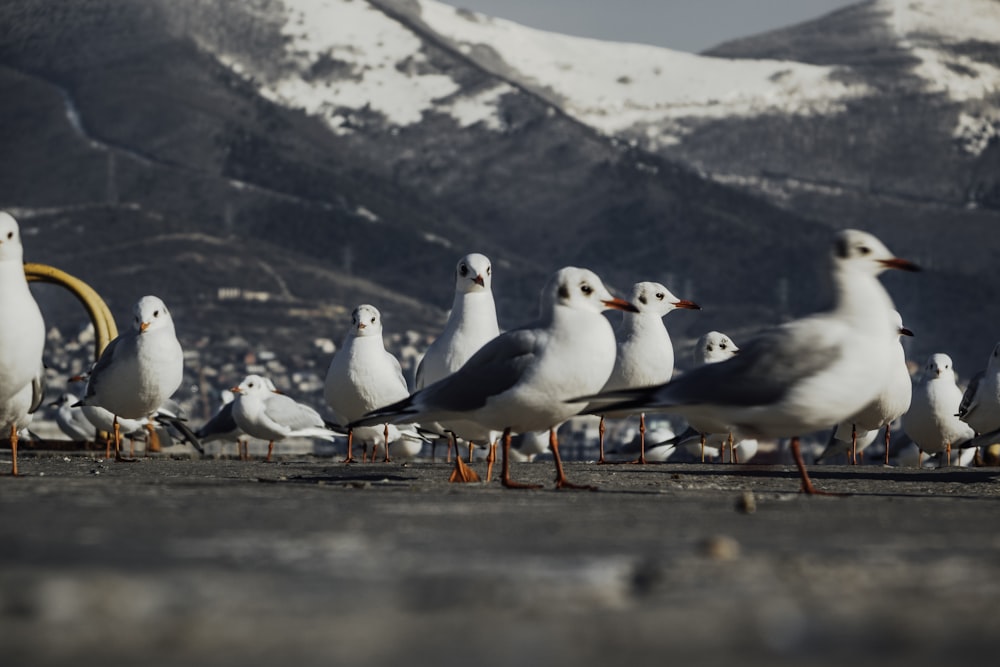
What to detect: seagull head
<box><xmin>455</xmin><ymin>253</ymin><xmax>492</xmax><ymax>293</ymax></box>
<box><xmin>630</xmin><ymin>281</ymin><xmax>700</xmax><ymax>317</ymax></box>
<box><xmin>832</xmin><ymin>229</ymin><xmax>920</xmax><ymax>276</ymax></box>
<box><xmin>133</xmin><ymin>295</ymin><xmax>173</xmax><ymax>334</ymax></box>
<box><xmin>0</xmin><ymin>211</ymin><xmax>25</xmax><ymax>262</ymax></box>
<box><xmin>231</xmin><ymin>374</ymin><xmax>276</xmax><ymax>397</ymax></box>
<box><xmin>544</xmin><ymin>266</ymin><xmax>638</xmax><ymax>315</ymax></box>
<box><xmin>350</xmin><ymin>304</ymin><xmax>382</xmax><ymax>337</ymax></box>
<box><xmin>696</xmin><ymin>331</ymin><xmax>739</xmax><ymax>365</ymax></box>
<box><xmin>924</xmin><ymin>353</ymin><xmax>954</xmax><ymax>381</ymax></box>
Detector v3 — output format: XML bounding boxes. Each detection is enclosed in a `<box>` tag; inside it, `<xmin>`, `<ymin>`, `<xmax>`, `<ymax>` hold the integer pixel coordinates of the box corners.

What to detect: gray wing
<box><xmin>83</xmin><ymin>333</ymin><xmax>128</xmax><ymax>401</ymax></box>
<box><xmin>958</xmin><ymin>370</ymin><xmax>983</xmax><ymax>420</ymax></box>
<box><xmin>356</xmin><ymin>327</ymin><xmax>541</xmax><ymax>426</ymax></box>
<box><xmin>29</xmin><ymin>362</ymin><xmax>46</xmax><ymax>414</ymax></box>
<box><xmin>196</xmin><ymin>402</ymin><xmax>240</xmax><ymax>440</ymax></box>
<box><xmin>660</xmin><ymin>322</ymin><xmax>843</xmax><ymax>408</ymax></box>
<box><xmin>265</xmin><ymin>393</ymin><xmax>324</xmax><ymax>430</ymax></box>
<box><xmin>420</xmin><ymin>327</ymin><xmax>541</xmax><ymax>412</ymax></box>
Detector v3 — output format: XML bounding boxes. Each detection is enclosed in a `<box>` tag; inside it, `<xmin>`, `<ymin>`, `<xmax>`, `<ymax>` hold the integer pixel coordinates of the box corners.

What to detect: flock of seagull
<box><xmin>2</xmin><ymin>209</ymin><xmax>999</xmax><ymax>494</ymax></box>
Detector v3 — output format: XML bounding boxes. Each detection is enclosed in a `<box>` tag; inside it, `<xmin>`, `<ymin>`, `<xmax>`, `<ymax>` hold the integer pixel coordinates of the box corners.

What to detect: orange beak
<box><xmin>674</xmin><ymin>299</ymin><xmax>701</xmax><ymax>310</ymax></box>
<box><xmin>230</xmin><ymin>386</ymin><xmax>242</xmax><ymax>393</ymax></box>
<box><xmin>139</xmin><ymin>322</ymin><xmax>151</xmax><ymax>333</ymax></box>
<box><xmin>879</xmin><ymin>257</ymin><xmax>921</xmax><ymax>272</ymax></box>
<box><xmin>473</xmin><ymin>275</ymin><xmax>485</xmax><ymax>287</ymax></box>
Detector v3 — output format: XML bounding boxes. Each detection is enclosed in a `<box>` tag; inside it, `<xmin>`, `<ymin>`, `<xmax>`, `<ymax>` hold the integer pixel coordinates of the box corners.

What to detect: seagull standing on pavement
<box><xmin>325</xmin><ymin>304</ymin><xmax>413</xmax><ymax>463</ymax></box>
<box><xmin>577</xmin><ymin>229</ymin><xmax>920</xmax><ymax>495</ymax></box>
<box><xmin>77</xmin><ymin>295</ymin><xmax>184</xmax><ymax>462</ymax></box>
<box><xmin>0</xmin><ymin>211</ymin><xmax>47</xmax><ymax>476</ymax></box>
<box><xmin>958</xmin><ymin>341</ymin><xmax>1000</xmax><ymax>436</ymax></box>
<box><xmin>595</xmin><ymin>281</ymin><xmax>699</xmax><ymax>464</ymax></box>
<box><xmin>415</xmin><ymin>253</ymin><xmax>501</xmax><ymax>480</ymax></box>
<box><xmin>231</xmin><ymin>374</ymin><xmax>337</xmax><ymax>461</ymax></box>
<box><xmin>51</xmin><ymin>391</ymin><xmax>97</xmax><ymax>442</ymax></box>
<box><xmin>819</xmin><ymin>311</ymin><xmax>913</xmax><ymax>465</ymax></box>
<box><xmin>904</xmin><ymin>353</ymin><xmax>975</xmax><ymax>467</ymax></box>
<box><xmin>354</xmin><ymin>266</ymin><xmax>638</xmax><ymax>490</ymax></box>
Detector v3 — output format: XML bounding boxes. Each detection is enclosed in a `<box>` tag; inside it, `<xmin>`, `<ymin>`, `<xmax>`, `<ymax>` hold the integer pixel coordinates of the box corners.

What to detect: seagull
<box><xmin>685</xmin><ymin>330</ymin><xmax>741</xmax><ymax>462</ymax></box>
<box><xmin>958</xmin><ymin>341</ymin><xmax>1000</xmax><ymax>436</ymax></box>
<box><xmin>414</xmin><ymin>253</ymin><xmax>501</xmax><ymax>478</ymax></box>
<box><xmin>903</xmin><ymin>353</ymin><xmax>976</xmax><ymax>467</ymax></box>
<box><xmin>196</xmin><ymin>389</ymin><xmax>250</xmax><ymax>459</ymax></box>
<box><xmin>77</xmin><ymin>295</ymin><xmax>184</xmax><ymax>462</ymax></box>
<box><xmin>353</xmin><ymin>266</ymin><xmax>638</xmax><ymax>490</ymax></box>
<box><xmin>595</xmin><ymin>281</ymin><xmax>699</xmax><ymax>464</ymax></box>
<box><xmin>50</xmin><ymin>391</ymin><xmax>97</xmax><ymax>442</ymax></box>
<box><xmin>576</xmin><ymin>229</ymin><xmax>920</xmax><ymax>495</ymax></box>
<box><xmin>818</xmin><ymin>311</ymin><xmax>913</xmax><ymax>465</ymax></box>
<box><xmin>324</xmin><ymin>304</ymin><xmax>413</xmax><ymax>463</ymax></box>
<box><xmin>231</xmin><ymin>374</ymin><xmax>337</xmax><ymax>461</ymax></box>
<box><xmin>0</xmin><ymin>211</ymin><xmax>47</xmax><ymax>476</ymax></box>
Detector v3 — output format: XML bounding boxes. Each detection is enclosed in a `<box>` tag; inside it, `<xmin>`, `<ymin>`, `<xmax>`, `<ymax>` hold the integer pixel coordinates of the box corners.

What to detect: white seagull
<box><xmin>957</xmin><ymin>341</ymin><xmax>1000</xmax><ymax>436</ymax></box>
<box><xmin>231</xmin><ymin>374</ymin><xmax>337</xmax><ymax>461</ymax></box>
<box><xmin>196</xmin><ymin>389</ymin><xmax>247</xmax><ymax>459</ymax></box>
<box><xmin>415</xmin><ymin>253</ymin><xmax>501</xmax><ymax>479</ymax></box>
<box><xmin>324</xmin><ymin>304</ymin><xmax>413</xmax><ymax>463</ymax></box>
<box><xmin>596</xmin><ymin>281</ymin><xmax>699</xmax><ymax>464</ymax></box>
<box><xmin>0</xmin><ymin>211</ymin><xmax>47</xmax><ymax>476</ymax></box>
<box><xmin>578</xmin><ymin>229</ymin><xmax>920</xmax><ymax>494</ymax></box>
<box><xmin>78</xmin><ymin>295</ymin><xmax>184</xmax><ymax>461</ymax></box>
<box><xmin>903</xmin><ymin>353</ymin><xmax>975</xmax><ymax>467</ymax></box>
<box><xmin>50</xmin><ymin>392</ymin><xmax>98</xmax><ymax>442</ymax></box>
<box><xmin>683</xmin><ymin>330</ymin><xmax>742</xmax><ymax>462</ymax></box>
<box><xmin>818</xmin><ymin>311</ymin><xmax>913</xmax><ymax>465</ymax></box>
<box><xmin>355</xmin><ymin>266</ymin><xmax>638</xmax><ymax>490</ymax></box>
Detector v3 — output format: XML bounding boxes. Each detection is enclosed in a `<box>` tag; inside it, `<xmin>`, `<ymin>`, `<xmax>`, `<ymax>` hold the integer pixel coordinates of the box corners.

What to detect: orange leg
<box><xmin>552</xmin><ymin>429</ymin><xmax>597</xmax><ymax>491</ymax></box>
<box><xmin>501</xmin><ymin>428</ymin><xmax>542</xmax><ymax>490</ymax></box>
<box><xmin>485</xmin><ymin>440</ymin><xmax>497</xmax><ymax>482</ymax></box>
<box><xmin>630</xmin><ymin>414</ymin><xmax>648</xmax><ymax>464</ymax></box>
<box><xmin>850</xmin><ymin>424</ymin><xmax>857</xmax><ymax>465</ymax></box>
<box><xmin>10</xmin><ymin>424</ymin><xmax>19</xmax><ymax>477</ymax></box>
<box><xmin>266</xmin><ymin>441</ymin><xmax>274</xmax><ymax>462</ymax></box>
<box><xmin>790</xmin><ymin>436</ymin><xmax>842</xmax><ymax>496</ymax></box>
<box><xmin>113</xmin><ymin>418</ymin><xmax>137</xmax><ymax>462</ymax></box>
<box><xmin>730</xmin><ymin>432</ymin><xmax>739</xmax><ymax>464</ymax></box>
<box><xmin>884</xmin><ymin>426</ymin><xmax>891</xmax><ymax>465</ymax></box>
<box><xmin>342</xmin><ymin>429</ymin><xmax>355</xmax><ymax>464</ymax></box>
<box><xmin>382</xmin><ymin>424</ymin><xmax>392</xmax><ymax>463</ymax></box>
<box><xmin>700</xmin><ymin>433</ymin><xmax>706</xmax><ymax>462</ymax></box>
<box><xmin>597</xmin><ymin>416</ymin><xmax>607</xmax><ymax>464</ymax></box>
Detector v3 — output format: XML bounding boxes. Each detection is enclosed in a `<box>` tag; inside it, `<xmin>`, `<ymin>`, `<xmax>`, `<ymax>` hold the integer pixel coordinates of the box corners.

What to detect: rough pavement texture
<box><xmin>2</xmin><ymin>452</ymin><xmax>999</xmax><ymax>666</ymax></box>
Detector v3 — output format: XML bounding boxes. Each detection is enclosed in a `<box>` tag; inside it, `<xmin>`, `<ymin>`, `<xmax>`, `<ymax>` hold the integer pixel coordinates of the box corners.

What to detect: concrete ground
<box><xmin>2</xmin><ymin>450</ymin><xmax>999</xmax><ymax>667</ymax></box>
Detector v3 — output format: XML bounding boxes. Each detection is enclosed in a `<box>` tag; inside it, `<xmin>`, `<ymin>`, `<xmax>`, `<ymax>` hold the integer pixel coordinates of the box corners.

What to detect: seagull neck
<box><xmin>451</xmin><ymin>291</ymin><xmax>498</xmax><ymax>329</ymax></box>
<box><xmin>831</xmin><ymin>266</ymin><xmax>894</xmax><ymax>328</ymax></box>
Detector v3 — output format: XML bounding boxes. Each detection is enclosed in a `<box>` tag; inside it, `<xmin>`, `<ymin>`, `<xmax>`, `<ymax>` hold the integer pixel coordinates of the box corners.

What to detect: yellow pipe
<box><xmin>24</xmin><ymin>262</ymin><xmax>117</xmax><ymax>362</ymax></box>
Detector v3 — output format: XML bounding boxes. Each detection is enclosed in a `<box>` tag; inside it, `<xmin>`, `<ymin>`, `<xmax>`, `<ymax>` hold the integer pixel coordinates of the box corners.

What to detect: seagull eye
<box><xmin>459</xmin><ymin>264</ymin><xmax>468</xmax><ymax>276</ymax></box>
<box><xmin>486</xmin><ymin>266</ymin><xmax>491</xmax><ymax>276</ymax></box>
<box><xmin>707</xmin><ymin>345</ymin><xmax>714</xmax><ymax>352</ymax></box>
<box><xmin>6</xmin><ymin>231</ymin><xmax>12</xmax><ymax>240</ymax></box>
<box><xmin>580</xmin><ymin>283</ymin><xmax>593</xmax><ymax>295</ymax></box>
<box><xmin>370</xmin><ymin>316</ymin><xmax>376</xmax><ymax>324</ymax></box>
<box><xmin>655</xmin><ymin>292</ymin><xmax>664</xmax><ymax>300</ymax></box>
<box><xmin>720</xmin><ymin>343</ymin><xmax>727</xmax><ymax>350</ymax></box>
<box><xmin>153</xmin><ymin>310</ymin><xmax>160</xmax><ymax>318</ymax></box>
<box><xmin>858</xmin><ymin>245</ymin><xmax>871</xmax><ymax>255</ymax></box>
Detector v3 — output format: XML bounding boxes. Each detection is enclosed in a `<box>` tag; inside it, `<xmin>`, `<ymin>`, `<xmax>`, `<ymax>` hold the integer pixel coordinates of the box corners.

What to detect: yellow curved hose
<box><xmin>24</xmin><ymin>262</ymin><xmax>117</xmax><ymax>361</ymax></box>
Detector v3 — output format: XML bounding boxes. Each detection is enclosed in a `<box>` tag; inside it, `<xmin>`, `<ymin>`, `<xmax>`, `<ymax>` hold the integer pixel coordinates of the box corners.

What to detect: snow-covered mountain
<box><xmin>0</xmin><ymin>0</ymin><xmax>997</xmax><ymax>379</ymax></box>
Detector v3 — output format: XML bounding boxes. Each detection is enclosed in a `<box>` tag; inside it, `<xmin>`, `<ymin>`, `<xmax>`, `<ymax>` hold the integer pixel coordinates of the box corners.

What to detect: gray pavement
<box><xmin>2</xmin><ymin>451</ymin><xmax>1000</xmax><ymax>666</ymax></box>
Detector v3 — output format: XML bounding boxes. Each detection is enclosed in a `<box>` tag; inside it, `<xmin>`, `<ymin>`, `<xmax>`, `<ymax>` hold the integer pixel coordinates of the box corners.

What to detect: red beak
<box><xmin>674</xmin><ymin>299</ymin><xmax>701</xmax><ymax>310</ymax></box>
<box><xmin>879</xmin><ymin>257</ymin><xmax>921</xmax><ymax>272</ymax></box>
<box><xmin>603</xmin><ymin>297</ymin><xmax>639</xmax><ymax>313</ymax></box>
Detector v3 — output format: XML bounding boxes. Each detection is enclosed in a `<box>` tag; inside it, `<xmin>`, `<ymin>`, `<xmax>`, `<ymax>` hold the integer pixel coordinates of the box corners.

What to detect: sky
<box><xmin>438</xmin><ymin>0</ymin><xmax>863</xmax><ymax>53</ymax></box>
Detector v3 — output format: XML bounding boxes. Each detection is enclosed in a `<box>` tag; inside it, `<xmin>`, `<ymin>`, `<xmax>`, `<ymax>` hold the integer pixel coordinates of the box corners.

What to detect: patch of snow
<box><xmin>953</xmin><ymin>110</ymin><xmax>1000</xmax><ymax>155</ymax></box>
<box><xmin>446</xmin><ymin>83</ymin><xmax>515</xmax><ymax>130</ymax></box>
<box><xmin>355</xmin><ymin>205</ymin><xmax>379</xmax><ymax>222</ymax></box>
<box><xmin>418</xmin><ymin>0</ymin><xmax>872</xmax><ymax>146</ymax></box>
